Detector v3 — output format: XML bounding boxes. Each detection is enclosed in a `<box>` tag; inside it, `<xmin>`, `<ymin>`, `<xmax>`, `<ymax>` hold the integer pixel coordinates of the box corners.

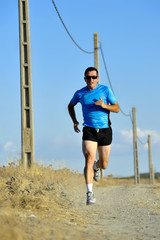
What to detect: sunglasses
<box><xmin>85</xmin><ymin>76</ymin><xmax>98</xmax><ymax>80</ymax></box>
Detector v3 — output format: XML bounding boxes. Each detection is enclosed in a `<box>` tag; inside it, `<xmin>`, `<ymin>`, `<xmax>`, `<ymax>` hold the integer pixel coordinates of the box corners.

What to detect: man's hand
<box><xmin>95</xmin><ymin>97</ymin><xmax>105</xmax><ymax>108</ymax></box>
<box><xmin>74</xmin><ymin>121</ymin><xmax>80</xmax><ymax>133</ymax></box>
<box><xmin>95</xmin><ymin>98</ymin><xmax>120</xmax><ymax>113</ymax></box>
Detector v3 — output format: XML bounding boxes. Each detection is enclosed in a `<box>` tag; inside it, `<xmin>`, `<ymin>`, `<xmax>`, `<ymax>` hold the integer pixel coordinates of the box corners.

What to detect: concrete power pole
<box><xmin>94</xmin><ymin>32</ymin><xmax>99</xmax><ymax>74</ymax></box>
<box><xmin>18</xmin><ymin>0</ymin><xmax>34</xmax><ymax>168</ymax></box>
<box><xmin>132</xmin><ymin>107</ymin><xmax>140</xmax><ymax>184</ymax></box>
<box><xmin>148</xmin><ymin>134</ymin><xmax>154</xmax><ymax>184</ymax></box>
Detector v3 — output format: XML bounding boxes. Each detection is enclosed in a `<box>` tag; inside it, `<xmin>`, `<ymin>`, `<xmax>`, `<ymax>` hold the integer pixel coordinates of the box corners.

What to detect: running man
<box><xmin>68</xmin><ymin>67</ymin><xmax>119</xmax><ymax>205</ymax></box>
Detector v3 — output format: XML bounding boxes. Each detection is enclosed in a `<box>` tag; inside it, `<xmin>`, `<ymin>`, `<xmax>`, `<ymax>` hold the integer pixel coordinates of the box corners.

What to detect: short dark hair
<box><xmin>84</xmin><ymin>67</ymin><xmax>98</xmax><ymax>77</ymax></box>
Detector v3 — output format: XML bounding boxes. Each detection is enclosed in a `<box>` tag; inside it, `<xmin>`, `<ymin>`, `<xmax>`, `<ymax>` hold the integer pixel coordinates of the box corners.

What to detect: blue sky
<box><xmin>0</xmin><ymin>0</ymin><xmax>160</xmax><ymax>177</ymax></box>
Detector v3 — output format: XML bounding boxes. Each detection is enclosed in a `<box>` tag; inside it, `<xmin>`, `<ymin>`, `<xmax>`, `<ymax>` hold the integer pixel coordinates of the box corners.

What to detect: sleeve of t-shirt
<box><xmin>107</xmin><ymin>88</ymin><xmax>117</xmax><ymax>104</ymax></box>
<box><xmin>70</xmin><ymin>91</ymin><xmax>79</xmax><ymax>105</ymax></box>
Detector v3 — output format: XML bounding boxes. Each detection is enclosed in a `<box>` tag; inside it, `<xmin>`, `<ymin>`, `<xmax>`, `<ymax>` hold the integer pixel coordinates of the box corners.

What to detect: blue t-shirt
<box><xmin>71</xmin><ymin>84</ymin><xmax>117</xmax><ymax>128</ymax></box>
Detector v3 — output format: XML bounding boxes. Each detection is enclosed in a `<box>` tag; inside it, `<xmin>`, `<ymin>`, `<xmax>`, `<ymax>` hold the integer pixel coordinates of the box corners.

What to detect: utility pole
<box><xmin>94</xmin><ymin>32</ymin><xmax>99</xmax><ymax>74</ymax></box>
<box><xmin>18</xmin><ymin>0</ymin><xmax>34</xmax><ymax>169</ymax></box>
<box><xmin>148</xmin><ymin>134</ymin><xmax>154</xmax><ymax>184</ymax></box>
<box><xmin>94</xmin><ymin>32</ymin><xmax>104</xmax><ymax>178</ymax></box>
<box><xmin>132</xmin><ymin>107</ymin><xmax>140</xmax><ymax>184</ymax></box>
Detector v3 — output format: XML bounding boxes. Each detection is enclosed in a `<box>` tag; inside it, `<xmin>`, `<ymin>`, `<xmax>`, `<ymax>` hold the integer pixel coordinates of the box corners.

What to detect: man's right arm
<box><xmin>68</xmin><ymin>101</ymin><xmax>80</xmax><ymax>133</ymax></box>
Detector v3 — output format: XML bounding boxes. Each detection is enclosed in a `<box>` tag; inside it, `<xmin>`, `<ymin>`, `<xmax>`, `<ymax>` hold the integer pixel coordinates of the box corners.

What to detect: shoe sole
<box><xmin>86</xmin><ymin>201</ymin><xmax>96</xmax><ymax>205</ymax></box>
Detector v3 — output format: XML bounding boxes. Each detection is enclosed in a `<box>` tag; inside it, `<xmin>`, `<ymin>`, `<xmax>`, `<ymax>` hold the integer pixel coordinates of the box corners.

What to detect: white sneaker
<box><xmin>86</xmin><ymin>192</ymin><xmax>96</xmax><ymax>205</ymax></box>
<box><xmin>93</xmin><ymin>161</ymin><xmax>101</xmax><ymax>182</ymax></box>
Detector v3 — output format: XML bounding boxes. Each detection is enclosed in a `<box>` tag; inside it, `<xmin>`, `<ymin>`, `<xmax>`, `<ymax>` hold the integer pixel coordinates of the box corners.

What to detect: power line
<box><xmin>99</xmin><ymin>41</ymin><xmax>132</xmax><ymax>118</ymax></box>
<box><xmin>51</xmin><ymin>0</ymin><xmax>94</xmax><ymax>54</ymax></box>
<box><xmin>138</xmin><ymin>136</ymin><xmax>148</xmax><ymax>145</ymax></box>
<box><xmin>99</xmin><ymin>42</ymin><xmax>114</xmax><ymax>94</ymax></box>
<box><xmin>99</xmin><ymin>42</ymin><xmax>147</xmax><ymax>145</ymax></box>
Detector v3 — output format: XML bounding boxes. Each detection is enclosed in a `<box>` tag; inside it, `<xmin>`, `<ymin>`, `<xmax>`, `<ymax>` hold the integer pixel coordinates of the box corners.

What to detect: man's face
<box><xmin>84</xmin><ymin>70</ymin><xmax>99</xmax><ymax>90</ymax></box>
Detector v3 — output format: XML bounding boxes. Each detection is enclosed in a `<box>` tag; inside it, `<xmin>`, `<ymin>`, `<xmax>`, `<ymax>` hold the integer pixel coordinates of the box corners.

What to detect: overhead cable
<box><xmin>99</xmin><ymin>41</ymin><xmax>132</xmax><ymax>118</ymax></box>
<box><xmin>137</xmin><ymin>136</ymin><xmax>148</xmax><ymax>145</ymax></box>
<box><xmin>138</xmin><ymin>137</ymin><xmax>148</xmax><ymax>145</ymax></box>
<box><xmin>99</xmin><ymin>44</ymin><xmax>147</xmax><ymax>145</ymax></box>
<box><xmin>51</xmin><ymin>0</ymin><xmax>94</xmax><ymax>54</ymax></box>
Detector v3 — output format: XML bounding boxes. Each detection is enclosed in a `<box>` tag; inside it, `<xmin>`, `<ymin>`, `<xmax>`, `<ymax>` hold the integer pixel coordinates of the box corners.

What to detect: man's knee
<box><xmin>84</xmin><ymin>153</ymin><xmax>94</xmax><ymax>164</ymax></box>
<box><xmin>86</xmin><ymin>160</ymin><xmax>94</xmax><ymax>170</ymax></box>
<box><xmin>84</xmin><ymin>157</ymin><xmax>94</xmax><ymax>172</ymax></box>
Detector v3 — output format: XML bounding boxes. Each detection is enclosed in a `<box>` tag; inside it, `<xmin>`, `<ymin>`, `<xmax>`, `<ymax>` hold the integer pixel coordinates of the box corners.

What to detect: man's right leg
<box><xmin>82</xmin><ymin>140</ymin><xmax>97</xmax><ymax>204</ymax></box>
<box><xmin>82</xmin><ymin>140</ymin><xmax>97</xmax><ymax>184</ymax></box>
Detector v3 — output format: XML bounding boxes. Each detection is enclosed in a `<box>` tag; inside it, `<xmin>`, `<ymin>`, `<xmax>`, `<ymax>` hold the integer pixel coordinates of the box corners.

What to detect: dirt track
<box><xmin>0</xmin><ymin>165</ymin><xmax>160</xmax><ymax>240</ymax></box>
<box><xmin>90</xmin><ymin>184</ymin><xmax>160</xmax><ymax>240</ymax></box>
<box><xmin>47</xmin><ymin>182</ymin><xmax>160</xmax><ymax>240</ymax></box>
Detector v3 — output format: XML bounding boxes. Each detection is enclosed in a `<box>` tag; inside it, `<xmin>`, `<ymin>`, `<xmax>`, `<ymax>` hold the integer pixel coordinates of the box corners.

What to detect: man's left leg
<box><xmin>93</xmin><ymin>145</ymin><xmax>111</xmax><ymax>181</ymax></box>
<box><xmin>94</xmin><ymin>126</ymin><xmax>112</xmax><ymax>180</ymax></box>
<box><xmin>97</xmin><ymin>144</ymin><xmax>111</xmax><ymax>170</ymax></box>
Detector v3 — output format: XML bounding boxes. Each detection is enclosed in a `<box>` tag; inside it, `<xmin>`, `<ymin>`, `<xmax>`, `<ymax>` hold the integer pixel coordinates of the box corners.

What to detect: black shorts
<box><xmin>82</xmin><ymin>126</ymin><xmax>112</xmax><ymax>146</ymax></box>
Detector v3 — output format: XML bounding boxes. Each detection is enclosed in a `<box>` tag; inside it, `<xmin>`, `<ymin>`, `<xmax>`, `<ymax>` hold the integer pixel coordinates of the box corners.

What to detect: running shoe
<box><xmin>86</xmin><ymin>192</ymin><xmax>96</xmax><ymax>205</ymax></box>
<box><xmin>93</xmin><ymin>161</ymin><xmax>101</xmax><ymax>181</ymax></box>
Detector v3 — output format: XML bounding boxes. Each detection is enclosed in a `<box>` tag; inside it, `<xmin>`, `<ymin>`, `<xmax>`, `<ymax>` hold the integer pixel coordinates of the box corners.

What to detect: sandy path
<box><xmin>51</xmin><ymin>183</ymin><xmax>160</xmax><ymax>240</ymax></box>
<box><xmin>25</xmin><ymin>182</ymin><xmax>160</xmax><ymax>240</ymax></box>
<box><xmin>86</xmin><ymin>184</ymin><xmax>160</xmax><ymax>240</ymax></box>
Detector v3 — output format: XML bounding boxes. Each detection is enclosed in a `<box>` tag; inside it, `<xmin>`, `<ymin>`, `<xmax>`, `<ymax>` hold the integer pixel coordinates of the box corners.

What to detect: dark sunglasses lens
<box><xmin>86</xmin><ymin>76</ymin><xmax>97</xmax><ymax>80</ymax></box>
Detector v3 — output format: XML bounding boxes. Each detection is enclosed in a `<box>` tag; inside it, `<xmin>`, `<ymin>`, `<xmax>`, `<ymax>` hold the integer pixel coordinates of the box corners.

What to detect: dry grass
<box><xmin>0</xmin><ymin>162</ymin><xmax>85</xmax><ymax>239</ymax></box>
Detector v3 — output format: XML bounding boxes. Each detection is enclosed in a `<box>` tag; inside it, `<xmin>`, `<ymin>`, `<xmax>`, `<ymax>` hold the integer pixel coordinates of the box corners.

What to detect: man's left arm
<box><xmin>95</xmin><ymin>97</ymin><xmax>120</xmax><ymax>113</ymax></box>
